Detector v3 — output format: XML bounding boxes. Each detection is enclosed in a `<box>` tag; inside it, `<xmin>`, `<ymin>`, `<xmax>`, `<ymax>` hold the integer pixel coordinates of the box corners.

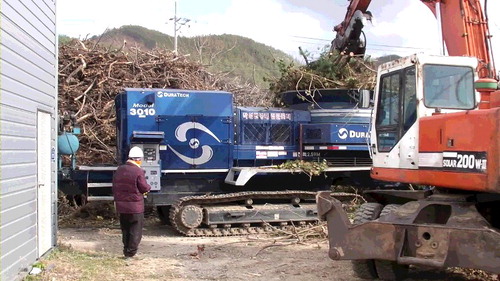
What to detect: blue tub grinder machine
<box><xmin>58</xmin><ymin>88</ymin><xmax>374</xmax><ymax>236</ymax></box>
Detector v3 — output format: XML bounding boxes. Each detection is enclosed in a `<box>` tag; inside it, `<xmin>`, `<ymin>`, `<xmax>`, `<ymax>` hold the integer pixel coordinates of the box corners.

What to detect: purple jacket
<box><xmin>112</xmin><ymin>161</ymin><xmax>151</xmax><ymax>214</ymax></box>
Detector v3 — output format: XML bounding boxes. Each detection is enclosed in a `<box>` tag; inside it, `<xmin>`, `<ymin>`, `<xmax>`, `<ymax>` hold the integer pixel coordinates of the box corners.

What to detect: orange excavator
<box><xmin>318</xmin><ymin>0</ymin><xmax>500</xmax><ymax>280</ymax></box>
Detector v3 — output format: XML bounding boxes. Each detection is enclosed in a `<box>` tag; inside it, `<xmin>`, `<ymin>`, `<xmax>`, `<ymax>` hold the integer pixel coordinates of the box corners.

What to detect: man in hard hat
<box><xmin>112</xmin><ymin>146</ymin><xmax>151</xmax><ymax>259</ymax></box>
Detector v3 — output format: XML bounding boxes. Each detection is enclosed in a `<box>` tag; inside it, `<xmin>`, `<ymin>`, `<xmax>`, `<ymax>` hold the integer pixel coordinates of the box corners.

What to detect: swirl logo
<box><xmin>338</xmin><ymin>128</ymin><xmax>348</xmax><ymax>140</ymax></box>
<box><xmin>189</xmin><ymin>138</ymin><xmax>200</xmax><ymax>149</ymax></box>
<box><xmin>168</xmin><ymin>122</ymin><xmax>220</xmax><ymax>165</ymax></box>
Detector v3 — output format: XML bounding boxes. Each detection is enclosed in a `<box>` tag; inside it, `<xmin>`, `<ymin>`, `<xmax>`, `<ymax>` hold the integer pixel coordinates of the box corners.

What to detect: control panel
<box><xmin>134</xmin><ymin>143</ymin><xmax>161</xmax><ymax>191</ymax></box>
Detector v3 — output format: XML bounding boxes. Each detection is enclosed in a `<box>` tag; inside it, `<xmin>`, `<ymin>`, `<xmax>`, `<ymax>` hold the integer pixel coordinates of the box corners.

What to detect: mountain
<box><xmin>87</xmin><ymin>25</ymin><xmax>296</xmax><ymax>87</ymax></box>
<box><xmin>371</xmin><ymin>54</ymin><xmax>402</xmax><ymax>68</ymax></box>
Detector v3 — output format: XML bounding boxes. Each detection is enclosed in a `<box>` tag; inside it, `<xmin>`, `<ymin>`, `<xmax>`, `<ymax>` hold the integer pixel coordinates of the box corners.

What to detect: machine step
<box><xmin>87</xmin><ymin>196</ymin><xmax>114</xmax><ymax>201</ymax></box>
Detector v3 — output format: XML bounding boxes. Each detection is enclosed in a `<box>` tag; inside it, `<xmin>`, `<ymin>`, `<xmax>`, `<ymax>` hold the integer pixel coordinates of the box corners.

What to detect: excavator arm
<box><xmin>330</xmin><ymin>0</ymin><xmax>372</xmax><ymax>56</ymax></box>
<box><xmin>332</xmin><ymin>0</ymin><xmax>497</xmax><ymax>79</ymax></box>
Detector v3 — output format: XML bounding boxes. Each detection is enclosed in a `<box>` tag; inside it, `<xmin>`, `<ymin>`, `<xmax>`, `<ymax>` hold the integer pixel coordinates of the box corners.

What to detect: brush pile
<box><xmin>58</xmin><ymin>40</ymin><xmax>271</xmax><ymax>164</ymax></box>
<box><xmin>276</xmin><ymin>159</ymin><xmax>329</xmax><ymax>180</ymax></box>
<box><xmin>268</xmin><ymin>52</ymin><xmax>377</xmax><ymax>106</ymax></box>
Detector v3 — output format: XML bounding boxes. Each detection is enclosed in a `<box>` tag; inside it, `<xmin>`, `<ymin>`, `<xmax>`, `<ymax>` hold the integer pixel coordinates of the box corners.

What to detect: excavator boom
<box><xmin>421</xmin><ymin>0</ymin><xmax>496</xmax><ymax>78</ymax></box>
<box><xmin>332</xmin><ymin>0</ymin><xmax>497</xmax><ymax>78</ymax></box>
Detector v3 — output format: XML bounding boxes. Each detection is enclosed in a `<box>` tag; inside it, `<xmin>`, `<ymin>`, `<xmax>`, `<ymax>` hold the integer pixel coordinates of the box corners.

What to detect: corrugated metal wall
<box><xmin>0</xmin><ymin>0</ymin><xmax>57</xmax><ymax>280</ymax></box>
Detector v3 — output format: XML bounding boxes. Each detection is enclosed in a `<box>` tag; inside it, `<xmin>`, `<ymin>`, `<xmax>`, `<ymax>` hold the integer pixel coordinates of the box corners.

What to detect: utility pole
<box><xmin>169</xmin><ymin>0</ymin><xmax>190</xmax><ymax>54</ymax></box>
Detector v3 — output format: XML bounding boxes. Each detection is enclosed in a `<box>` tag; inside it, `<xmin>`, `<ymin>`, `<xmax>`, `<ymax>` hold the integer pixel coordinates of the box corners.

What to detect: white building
<box><xmin>0</xmin><ymin>0</ymin><xmax>58</xmax><ymax>279</ymax></box>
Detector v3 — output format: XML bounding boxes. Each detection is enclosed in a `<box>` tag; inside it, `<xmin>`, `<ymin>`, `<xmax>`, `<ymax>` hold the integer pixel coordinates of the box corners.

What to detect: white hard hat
<box><xmin>128</xmin><ymin>146</ymin><xmax>144</xmax><ymax>158</ymax></box>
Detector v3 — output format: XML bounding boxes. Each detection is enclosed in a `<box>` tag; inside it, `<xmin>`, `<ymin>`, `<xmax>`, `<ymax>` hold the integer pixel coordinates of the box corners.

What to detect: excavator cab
<box><xmin>317</xmin><ymin>54</ymin><xmax>500</xmax><ymax>280</ymax></box>
<box><xmin>369</xmin><ymin>54</ymin><xmax>479</xmax><ymax>175</ymax></box>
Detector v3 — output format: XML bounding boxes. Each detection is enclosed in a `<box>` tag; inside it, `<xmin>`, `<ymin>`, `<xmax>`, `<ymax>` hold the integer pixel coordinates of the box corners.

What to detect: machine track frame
<box><xmin>169</xmin><ymin>190</ymin><xmax>354</xmax><ymax>237</ymax></box>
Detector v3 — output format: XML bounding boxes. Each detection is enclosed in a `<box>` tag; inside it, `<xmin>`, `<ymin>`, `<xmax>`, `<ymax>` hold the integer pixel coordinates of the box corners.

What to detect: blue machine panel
<box><xmin>158</xmin><ymin>115</ymin><xmax>232</xmax><ymax>169</ymax></box>
<box><xmin>234</xmin><ymin>107</ymin><xmax>310</xmax><ymax>163</ymax></box>
<box><xmin>115</xmin><ymin>88</ymin><xmax>233</xmax><ymax>170</ymax></box>
<box><xmin>302</xmin><ymin>123</ymin><xmax>370</xmax><ymax>145</ymax></box>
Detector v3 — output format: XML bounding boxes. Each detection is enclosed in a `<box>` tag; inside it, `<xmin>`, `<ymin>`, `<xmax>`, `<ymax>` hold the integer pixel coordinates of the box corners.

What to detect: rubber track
<box><xmin>169</xmin><ymin>191</ymin><xmax>355</xmax><ymax>237</ymax></box>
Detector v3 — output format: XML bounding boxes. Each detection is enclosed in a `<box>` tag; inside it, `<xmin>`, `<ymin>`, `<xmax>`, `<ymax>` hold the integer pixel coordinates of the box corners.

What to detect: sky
<box><xmin>58</xmin><ymin>0</ymin><xmax>500</xmax><ymax>73</ymax></box>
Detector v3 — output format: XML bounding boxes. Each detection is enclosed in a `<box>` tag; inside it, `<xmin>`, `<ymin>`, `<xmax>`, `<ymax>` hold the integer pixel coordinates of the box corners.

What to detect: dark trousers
<box><xmin>119</xmin><ymin>213</ymin><xmax>144</xmax><ymax>257</ymax></box>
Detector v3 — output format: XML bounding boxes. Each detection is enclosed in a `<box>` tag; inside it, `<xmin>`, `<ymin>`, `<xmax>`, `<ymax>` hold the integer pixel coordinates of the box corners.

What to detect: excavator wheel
<box><xmin>351</xmin><ymin>202</ymin><xmax>383</xmax><ymax>279</ymax></box>
<box><xmin>374</xmin><ymin>204</ymin><xmax>409</xmax><ymax>281</ymax></box>
<box><xmin>378</xmin><ymin>204</ymin><xmax>400</xmax><ymax>218</ymax></box>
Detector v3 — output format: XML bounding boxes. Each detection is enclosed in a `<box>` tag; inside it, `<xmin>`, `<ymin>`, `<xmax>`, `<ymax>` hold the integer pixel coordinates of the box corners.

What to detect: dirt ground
<box><xmin>56</xmin><ymin>224</ymin><xmax>355</xmax><ymax>281</ymax></box>
<box><xmin>46</xmin><ymin>218</ymin><xmax>497</xmax><ymax>281</ymax></box>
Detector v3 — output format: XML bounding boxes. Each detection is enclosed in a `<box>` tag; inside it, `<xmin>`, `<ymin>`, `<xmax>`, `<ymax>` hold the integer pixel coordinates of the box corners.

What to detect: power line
<box><xmin>290</xmin><ymin>35</ymin><xmax>435</xmax><ymax>51</ymax></box>
<box><xmin>294</xmin><ymin>45</ymin><xmax>434</xmax><ymax>56</ymax></box>
<box><xmin>366</xmin><ymin>48</ymin><xmax>428</xmax><ymax>54</ymax></box>
<box><xmin>292</xmin><ymin>40</ymin><xmax>330</xmax><ymax>46</ymax></box>
<box><xmin>293</xmin><ymin>43</ymin><xmax>434</xmax><ymax>55</ymax></box>
<box><xmin>291</xmin><ymin>35</ymin><xmax>330</xmax><ymax>42</ymax></box>
<box><xmin>367</xmin><ymin>43</ymin><xmax>435</xmax><ymax>51</ymax></box>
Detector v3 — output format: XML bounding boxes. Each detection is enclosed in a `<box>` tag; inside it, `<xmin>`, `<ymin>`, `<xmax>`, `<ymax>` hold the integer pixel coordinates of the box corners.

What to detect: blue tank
<box><xmin>58</xmin><ymin>133</ymin><xmax>80</xmax><ymax>155</ymax></box>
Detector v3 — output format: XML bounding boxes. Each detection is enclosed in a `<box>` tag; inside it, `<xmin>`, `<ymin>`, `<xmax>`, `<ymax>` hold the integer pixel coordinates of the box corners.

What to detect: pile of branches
<box><xmin>268</xmin><ymin>51</ymin><xmax>377</xmax><ymax>106</ymax></box>
<box><xmin>59</xmin><ymin>40</ymin><xmax>271</xmax><ymax>164</ymax></box>
<box><xmin>276</xmin><ymin>159</ymin><xmax>329</xmax><ymax>180</ymax></box>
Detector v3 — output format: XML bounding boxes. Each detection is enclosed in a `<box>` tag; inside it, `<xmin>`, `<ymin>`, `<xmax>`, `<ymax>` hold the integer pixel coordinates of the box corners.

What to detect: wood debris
<box><xmin>276</xmin><ymin>159</ymin><xmax>329</xmax><ymax>180</ymax></box>
<box><xmin>59</xmin><ymin>39</ymin><xmax>272</xmax><ymax>165</ymax></box>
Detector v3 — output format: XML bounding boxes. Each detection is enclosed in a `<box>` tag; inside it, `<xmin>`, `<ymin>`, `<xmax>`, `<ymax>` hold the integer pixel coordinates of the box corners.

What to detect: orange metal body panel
<box><xmin>492</xmin><ymin>90</ymin><xmax>500</xmax><ymax>108</ymax></box>
<box><xmin>372</xmin><ymin>108</ymin><xmax>500</xmax><ymax>193</ymax></box>
<box><xmin>371</xmin><ymin>168</ymin><xmax>489</xmax><ymax>192</ymax></box>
